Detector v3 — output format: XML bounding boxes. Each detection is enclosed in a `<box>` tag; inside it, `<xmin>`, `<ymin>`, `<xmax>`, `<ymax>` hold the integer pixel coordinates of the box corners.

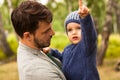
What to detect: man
<box><xmin>11</xmin><ymin>1</ymin><xmax>66</xmax><ymax>80</ymax></box>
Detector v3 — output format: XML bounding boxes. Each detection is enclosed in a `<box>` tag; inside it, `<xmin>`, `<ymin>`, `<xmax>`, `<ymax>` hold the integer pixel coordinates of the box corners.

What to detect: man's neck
<box><xmin>20</xmin><ymin>39</ymin><xmax>41</xmax><ymax>51</ymax></box>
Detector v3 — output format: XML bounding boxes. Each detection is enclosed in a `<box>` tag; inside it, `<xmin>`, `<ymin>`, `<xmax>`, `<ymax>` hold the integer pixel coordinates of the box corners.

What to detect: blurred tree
<box><xmin>0</xmin><ymin>0</ymin><xmax>23</xmax><ymax>32</ymax></box>
<box><xmin>0</xmin><ymin>13</ymin><xmax>14</xmax><ymax>57</ymax></box>
<box><xmin>6</xmin><ymin>0</ymin><xmax>13</xmax><ymax>15</ymax></box>
<box><xmin>0</xmin><ymin>0</ymin><xmax>23</xmax><ymax>58</ymax></box>
<box><xmin>113</xmin><ymin>0</ymin><xmax>120</xmax><ymax>33</ymax></box>
<box><xmin>86</xmin><ymin>0</ymin><xmax>120</xmax><ymax>66</ymax></box>
<box><xmin>46</xmin><ymin>0</ymin><xmax>79</xmax><ymax>31</ymax></box>
<box><xmin>96</xmin><ymin>0</ymin><xmax>120</xmax><ymax>66</ymax></box>
<box><xmin>87</xmin><ymin>0</ymin><xmax>105</xmax><ymax>34</ymax></box>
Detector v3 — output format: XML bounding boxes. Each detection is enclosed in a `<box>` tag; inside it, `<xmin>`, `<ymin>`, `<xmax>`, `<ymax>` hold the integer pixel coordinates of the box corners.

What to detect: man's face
<box><xmin>31</xmin><ymin>21</ymin><xmax>55</xmax><ymax>49</ymax></box>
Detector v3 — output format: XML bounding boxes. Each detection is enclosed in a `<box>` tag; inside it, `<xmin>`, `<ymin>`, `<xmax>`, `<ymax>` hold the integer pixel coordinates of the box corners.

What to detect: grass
<box><xmin>0</xmin><ymin>58</ymin><xmax>120</xmax><ymax>80</ymax></box>
<box><xmin>0</xmin><ymin>61</ymin><xmax>18</xmax><ymax>80</ymax></box>
<box><xmin>98</xmin><ymin>58</ymin><xmax>120</xmax><ymax>80</ymax></box>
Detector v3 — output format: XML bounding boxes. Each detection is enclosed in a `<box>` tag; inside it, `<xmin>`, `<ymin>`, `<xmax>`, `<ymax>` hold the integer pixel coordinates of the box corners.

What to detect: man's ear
<box><xmin>23</xmin><ymin>32</ymin><xmax>32</xmax><ymax>41</ymax></box>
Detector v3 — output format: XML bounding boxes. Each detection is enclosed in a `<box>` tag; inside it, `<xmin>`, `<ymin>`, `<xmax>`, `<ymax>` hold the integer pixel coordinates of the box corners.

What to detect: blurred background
<box><xmin>0</xmin><ymin>0</ymin><xmax>120</xmax><ymax>80</ymax></box>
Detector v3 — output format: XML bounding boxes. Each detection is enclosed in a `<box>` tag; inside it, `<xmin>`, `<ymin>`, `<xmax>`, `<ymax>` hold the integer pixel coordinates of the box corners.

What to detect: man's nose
<box><xmin>50</xmin><ymin>29</ymin><xmax>55</xmax><ymax>36</ymax></box>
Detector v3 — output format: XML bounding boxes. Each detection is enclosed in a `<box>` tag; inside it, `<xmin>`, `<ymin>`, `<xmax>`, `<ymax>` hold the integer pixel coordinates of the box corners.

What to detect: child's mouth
<box><xmin>72</xmin><ymin>36</ymin><xmax>78</xmax><ymax>40</ymax></box>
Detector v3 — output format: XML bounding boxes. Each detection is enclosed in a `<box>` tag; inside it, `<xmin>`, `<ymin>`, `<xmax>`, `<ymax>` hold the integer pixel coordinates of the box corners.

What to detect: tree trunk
<box><xmin>97</xmin><ymin>0</ymin><xmax>113</xmax><ymax>66</ymax></box>
<box><xmin>6</xmin><ymin>0</ymin><xmax>19</xmax><ymax>41</ymax></box>
<box><xmin>65</xmin><ymin>0</ymin><xmax>74</xmax><ymax>13</ymax></box>
<box><xmin>112</xmin><ymin>0</ymin><xmax>120</xmax><ymax>33</ymax></box>
<box><xmin>6</xmin><ymin>0</ymin><xmax>13</xmax><ymax>15</ymax></box>
<box><xmin>0</xmin><ymin>13</ymin><xmax>14</xmax><ymax>57</ymax></box>
<box><xmin>93</xmin><ymin>17</ymin><xmax>99</xmax><ymax>35</ymax></box>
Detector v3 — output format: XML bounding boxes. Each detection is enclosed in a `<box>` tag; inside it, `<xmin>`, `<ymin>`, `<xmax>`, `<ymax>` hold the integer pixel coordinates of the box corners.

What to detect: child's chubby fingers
<box><xmin>81</xmin><ymin>6</ymin><xmax>89</xmax><ymax>14</ymax></box>
<box><xmin>77</xmin><ymin>0</ymin><xmax>90</xmax><ymax>18</ymax></box>
<box><xmin>42</xmin><ymin>47</ymin><xmax>50</xmax><ymax>54</ymax></box>
<box><xmin>77</xmin><ymin>5</ymin><xmax>89</xmax><ymax>18</ymax></box>
<box><xmin>84</xmin><ymin>6</ymin><xmax>89</xmax><ymax>13</ymax></box>
<box><xmin>79</xmin><ymin>0</ymin><xmax>82</xmax><ymax>9</ymax></box>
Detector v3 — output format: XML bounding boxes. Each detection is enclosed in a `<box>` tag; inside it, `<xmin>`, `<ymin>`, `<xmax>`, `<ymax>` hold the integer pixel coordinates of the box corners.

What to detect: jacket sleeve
<box><xmin>80</xmin><ymin>14</ymin><xmax>97</xmax><ymax>53</ymax></box>
<box><xmin>50</xmin><ymin>49</ymin><xmax>62</xmax><ymax>61</ymax></box>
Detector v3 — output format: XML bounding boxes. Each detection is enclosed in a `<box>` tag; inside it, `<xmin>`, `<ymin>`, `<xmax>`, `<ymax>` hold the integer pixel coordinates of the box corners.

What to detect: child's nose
<box><xmin>72</xmin><ymin>30</ymin><xmax>77</xmax><ymax>34</ymax></box>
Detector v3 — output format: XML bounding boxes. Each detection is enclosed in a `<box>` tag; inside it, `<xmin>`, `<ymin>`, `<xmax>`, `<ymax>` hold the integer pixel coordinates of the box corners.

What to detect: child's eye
<box><xmin>77</xmin><ymin>27</ymin><xmax>81</xmax><ymax>30</ymax></box>
<box><xmin>67</xmin><ymin>29</ymin><xmax>72</xmax><ymax>32</ymax></box>
<box><xmin>76</xmin><ymin>26</ymin><xmax>81</xmax><ymax>30</ymax></box>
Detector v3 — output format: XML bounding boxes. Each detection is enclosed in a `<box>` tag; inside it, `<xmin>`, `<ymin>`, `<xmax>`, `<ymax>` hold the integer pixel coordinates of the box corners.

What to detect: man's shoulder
<box><xmin>18</xmin><ymin>56</ymin><xmax>66</xmax><ymax>80</ymax></box>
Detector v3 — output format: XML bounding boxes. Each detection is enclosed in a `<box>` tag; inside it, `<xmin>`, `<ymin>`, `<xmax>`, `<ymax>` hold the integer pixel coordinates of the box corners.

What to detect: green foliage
<box><xmin>47</xmin><ymin>0</ymin><xmax>79</xmax><ymax>32</ymax></box>
<box><xmin>52</xmin><ymin>19</ymin><xmax>64</xmax><ymax>32</ymax></box>
<box><xmin>98</xmin><ymin>34</ymin><xmax>120</xmax><ymax>58</ymax></box>
<box><xmin>0</xmin><ymin>6</ymin><xmax>12</xmax><ymax>31</ymax></box>
<box><xmin>0</xmin><ymin>49</ymin><xmax>7</xmax><ymax>60</ymax></box>
<box><xmin>11</xmin><ymin>0</ymin><xmax>24</xmax><ymax>8</ymax></box>
<box><xmin>50</xmin><ymin>32</ymin><xmax>70</xmax><ymax>51</ymax></box>
<box><xmin>87</xmin><ymin>0</ymin><xmax>106</xmax><ymax>32</ymax></box>
<box><xmin>6</xmin><ymin>33</ymin><xmax>18</xmax><ymax>54</ymax></box>
<box><xmin>0</xmin><ymin>0</ymin><xmax>24</xmax><ymax>32</ymax></box>
<box><xmin>0</xmin><ymin>33</ymin><xmax>18</xmax><ymax>60</ymax></box>
<box><xmin>47</xmin><ymin>1</ymin><xmax>68</xmax><ymax>32</ymax></box>
<box><xmin>105</xmin><ymin>34</ymin><xmax>120</xmax><ymax>58</ymax></box>
<box><xmin>0</xmin><ymin>33</ymin><xmax>120</xmax><ymax>60</ymax></box>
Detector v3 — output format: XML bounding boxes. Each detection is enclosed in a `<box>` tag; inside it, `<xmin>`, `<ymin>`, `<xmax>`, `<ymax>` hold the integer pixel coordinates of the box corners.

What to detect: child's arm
<box><xmin>50</xmin><ymin>48</ymin><xmax>63</xmax><ymax>61</ymax></box>
<box><xmin>78</xmin><ymin>0</ymin><xmax>97</xmax><ymax>52</ymax></box>
<box><xmin>81</xmin><ymin>15</ymin><xmax>97</xmax><ymax>51</ymax></box>
<box><xmin>42</xmin><ymin>47</ymin><xmax>62</xmax><ymax>61</ymax></box>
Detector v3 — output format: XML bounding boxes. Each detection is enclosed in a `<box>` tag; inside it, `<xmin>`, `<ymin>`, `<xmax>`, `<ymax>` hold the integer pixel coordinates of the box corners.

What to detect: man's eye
<box><xmin>43</xmin><ymin>28</ymin><xmax>51</xmax><ymax>34</ymax></box>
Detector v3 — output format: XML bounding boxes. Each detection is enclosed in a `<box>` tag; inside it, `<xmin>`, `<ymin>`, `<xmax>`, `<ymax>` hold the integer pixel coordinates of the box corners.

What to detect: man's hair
<box><xmin>11</xmin><ymin>1</ymin><xmax>53</xmax><ymax>38</ymax></box>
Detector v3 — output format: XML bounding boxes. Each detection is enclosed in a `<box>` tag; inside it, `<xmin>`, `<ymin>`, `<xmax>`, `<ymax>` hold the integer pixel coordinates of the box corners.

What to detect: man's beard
<box><xmin>33</xmin><ymin>37</ymin><xmax>50</xmax><ymax>49</ymax></box>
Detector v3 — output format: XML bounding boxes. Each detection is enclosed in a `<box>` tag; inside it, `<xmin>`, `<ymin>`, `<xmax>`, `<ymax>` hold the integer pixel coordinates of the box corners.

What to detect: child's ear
<box><xmin>23</xmin><ymin>32</ymin><xmax>32</xmax><ymax>41</ymax></box>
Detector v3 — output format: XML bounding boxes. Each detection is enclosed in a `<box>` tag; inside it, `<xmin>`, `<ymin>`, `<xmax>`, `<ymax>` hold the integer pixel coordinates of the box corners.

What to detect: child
<box><xmin>44</xmin><ymin>0</ymin><xmax>100</xmax><ymax>80</ymax></box>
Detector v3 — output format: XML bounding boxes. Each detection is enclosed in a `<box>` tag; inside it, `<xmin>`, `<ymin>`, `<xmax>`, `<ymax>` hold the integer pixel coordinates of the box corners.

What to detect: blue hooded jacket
<box><xmin>51</xmin><ymin>14</ymin><xmax>100</xmax><ymax>80</ymax></box>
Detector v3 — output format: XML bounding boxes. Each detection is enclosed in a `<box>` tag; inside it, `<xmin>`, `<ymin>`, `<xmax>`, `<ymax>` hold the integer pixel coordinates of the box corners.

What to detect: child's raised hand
<box><xmin>77</xmin><ymin>0</ymin><xmax>89</xmax><ymax>18</ymax></box>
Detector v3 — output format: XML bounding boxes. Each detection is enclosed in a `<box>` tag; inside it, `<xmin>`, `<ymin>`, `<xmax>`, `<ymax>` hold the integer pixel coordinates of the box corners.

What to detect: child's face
<box><xmin>66</xmin><ymin>22</ymin><xmax>82</xmax><ymax>44</ymax></box>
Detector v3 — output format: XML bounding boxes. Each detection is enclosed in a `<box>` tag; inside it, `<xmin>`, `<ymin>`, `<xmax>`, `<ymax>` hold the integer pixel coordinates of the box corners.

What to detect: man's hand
<box><xmin>77</xmin><ymin>0</ymin><xmax>89</xmax><ymax>18</ymax></box>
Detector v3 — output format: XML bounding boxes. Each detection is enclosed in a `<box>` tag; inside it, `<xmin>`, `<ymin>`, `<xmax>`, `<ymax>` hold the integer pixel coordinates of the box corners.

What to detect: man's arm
<box><xmin>78</xmin><ymin>0</ymin><xmax>97</xmax><ymax>52</ymax></box>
